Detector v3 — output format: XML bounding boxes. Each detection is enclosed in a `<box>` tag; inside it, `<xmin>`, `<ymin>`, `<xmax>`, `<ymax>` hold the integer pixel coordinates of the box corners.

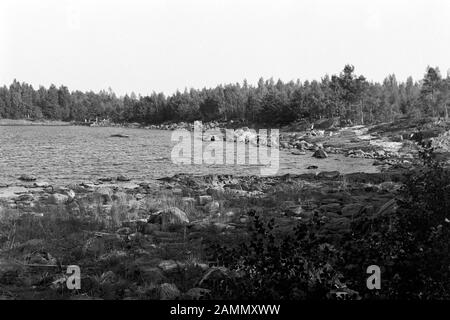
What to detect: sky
<box><xmin>1</xmin><ymin>0</ymin><xmax>450</xmax><ymax>96</ymax></box>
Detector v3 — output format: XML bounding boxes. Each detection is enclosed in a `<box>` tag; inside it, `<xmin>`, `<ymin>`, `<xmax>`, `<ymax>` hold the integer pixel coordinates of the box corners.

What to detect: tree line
<box><xmin>1</xmin><ymin>65</ymin><xmax>449</xmax><ymax>126</ymax></box>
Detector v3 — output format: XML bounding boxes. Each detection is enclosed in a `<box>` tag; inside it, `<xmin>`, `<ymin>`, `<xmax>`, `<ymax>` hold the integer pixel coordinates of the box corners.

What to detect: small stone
<box><xmin>291</xmin><ymin>150</ymin><xmax>306</xmax><ymax>155</ymax></box>
<box><xmin>117</xmin><ymin>175</ymin><xmax>131</xmax><ymax>182</ymax></box>
<box><xmin>19</xmin><ymin>174</ymin><xmax>36</xmax><ymax>182</ymax></box>
<box><xmin>239</xmin><ymin>215</ymin><xmax>249</xmax><ymax>223</ymax></box>
<box><xmin>98</xmin><ymin>177</ymin><xmax>113</xmax><ymax>182</ymax></box>
<box><xmin>116</xmin><ymin>227</ymin><xmax>132</xmax><ymax>235</ymax></box>
<box><xmin>158</xmin><ymin>260</ymin><xmax>180</xmax><ymax>273</ymax></box>
<box><xmin>33</xmin><ymin>181</ymin><xmax>50</xmax><ymax>188</ymax></box>
<box><xmin>312</xmin><ymin>149</ymin><xmax>328</xmax><ymax>159</ymax></box>
<box><xmin>198</xmin><ymin>195</ymin><xmax>213</xmax><ymax>205</ymax></box>
<box><xmin>181</xmin><ymin>197</ymin><xmax>196</xmax><ymax>206</ymax></box>
<box><xmin>184</xmin><ymin>288</ymin><xmax>211</xmax><ymax>300</ymax></box>
<box><xmin>318</xmin><ymin>171</ymin><xmax>341</xmax><ymax>179</ymax></box>
<box><xmin>204</xmin><ymin>200</ymin><xmax>220</xmax><ymax>213</ymax></box>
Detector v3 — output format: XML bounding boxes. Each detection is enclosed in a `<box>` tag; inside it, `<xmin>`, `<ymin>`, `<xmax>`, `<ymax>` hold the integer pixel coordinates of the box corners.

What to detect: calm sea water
<box><xmin>0</xmin><ymin>126</ymin><xmax>378</xmax><ymax>186</ymax></box>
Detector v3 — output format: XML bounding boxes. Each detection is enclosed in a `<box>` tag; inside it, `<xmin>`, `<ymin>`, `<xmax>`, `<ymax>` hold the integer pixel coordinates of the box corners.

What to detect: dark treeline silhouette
<box><xmin>1</xmin><ymin>65</ymin><xmax>449</xmax><ymax>126</ymax></box>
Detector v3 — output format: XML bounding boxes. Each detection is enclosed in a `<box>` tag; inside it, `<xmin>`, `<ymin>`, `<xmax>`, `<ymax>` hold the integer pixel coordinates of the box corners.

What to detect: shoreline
<box><xmin>0</xmin><ymin>119</ymin><xmax>71</xmax><ymax>126</ymax></box>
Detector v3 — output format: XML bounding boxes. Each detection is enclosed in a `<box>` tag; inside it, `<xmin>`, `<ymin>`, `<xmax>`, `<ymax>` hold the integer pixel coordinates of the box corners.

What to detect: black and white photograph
<box><xmin>0</xmin><ymin>0</ymin><xmax>449</xmax><ymax>308</ymax></box>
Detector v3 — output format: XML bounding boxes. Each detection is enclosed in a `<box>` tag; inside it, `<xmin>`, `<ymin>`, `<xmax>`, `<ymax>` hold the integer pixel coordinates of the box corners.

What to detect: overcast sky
<box><xmin>1</xmin><ymin>0</ymin><xmax>450</xmax><ymax>96</ymax></box>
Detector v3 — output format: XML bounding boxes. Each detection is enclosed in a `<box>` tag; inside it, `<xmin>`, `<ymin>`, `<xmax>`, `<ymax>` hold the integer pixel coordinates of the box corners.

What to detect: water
<box><xmin>0</xmin><ymin>126</ymin><xmax>378</xmax><ymax>186</ymax></box>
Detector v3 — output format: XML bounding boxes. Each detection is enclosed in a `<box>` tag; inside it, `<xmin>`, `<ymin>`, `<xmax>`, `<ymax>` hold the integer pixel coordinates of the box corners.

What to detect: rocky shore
<box><xmin>0</xmin><ymin>165</ymin><xmax>409</xmax><ymax>299</ymax></box>
<box><xmin>0</xmin><ymin>117</ymin><xmax>449</xmax><ymax>299</ymax></box>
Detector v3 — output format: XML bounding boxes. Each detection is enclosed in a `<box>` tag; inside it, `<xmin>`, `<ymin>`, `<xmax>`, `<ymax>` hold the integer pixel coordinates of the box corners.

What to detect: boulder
<box><xmin>148</xmin><ymin>207</ymin><xmax>189</xmax><ymax>227</ymax></box>
<box><xmin>312</xmin><ymin>149</ymin><xmax>328</xmax><ymax>159</ymax></box>
<box><xmin>49</xmin><ymin>193</ymin><xmax>69</xmax><ymax>205</ymax></box>
<box><xmin>198</xmin><ymin>267</ymin><xmax>230</xmax><ymax>287</ymax></box>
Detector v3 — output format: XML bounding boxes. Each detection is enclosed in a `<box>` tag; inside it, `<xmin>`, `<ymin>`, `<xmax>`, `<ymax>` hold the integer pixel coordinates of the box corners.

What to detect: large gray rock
<box><xmin>198</xmin><ymin>267</ymin><xmax>230</xmax><ymax>287</ymax></box>
<box><xmin>49</xmin><ymin>193</ymin><xmax>69</xmax><ymax>204</ymax></box>
<box><xmin>148</xmin><ymin>207</ymin><xmax>189</xmax><ymax>228</ymax></box>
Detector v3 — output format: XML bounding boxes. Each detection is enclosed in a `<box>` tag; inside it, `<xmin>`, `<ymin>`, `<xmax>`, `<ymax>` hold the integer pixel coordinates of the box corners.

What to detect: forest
<box><xmin>1</xmin><ymin>65</ymin><xmax>449</xmax><ymax>126</ymax></box>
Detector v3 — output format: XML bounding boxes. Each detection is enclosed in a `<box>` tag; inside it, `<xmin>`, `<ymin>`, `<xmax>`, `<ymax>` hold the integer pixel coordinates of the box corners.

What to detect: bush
<box><xmin>207</xmin><ymin>211</ymin><xmax>355</xmax><ymax>300</ymax></box>
<box><xmin>342</xmin><ymin>142</ymin><xmax>450</xmax><ymax>299</ymax></box>
<box><xmin>207</xmin><ymin>143</ymin><xmax>450</xmax><ymax>299</ymax></box>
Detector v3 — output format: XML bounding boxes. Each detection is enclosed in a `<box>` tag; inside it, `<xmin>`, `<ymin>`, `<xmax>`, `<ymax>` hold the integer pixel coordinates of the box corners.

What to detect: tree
<box><xmin>199</xmin><ymin>96</ymin><xmax>221</xmax><ymax>121</ymax></box>
<box><xmin>420</xmin><ymin>67</ymin><xmax>443</xmax><ymax>117</ymax></box>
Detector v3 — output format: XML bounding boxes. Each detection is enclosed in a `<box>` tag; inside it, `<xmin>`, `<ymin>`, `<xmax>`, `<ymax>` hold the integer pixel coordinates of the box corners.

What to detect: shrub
<box><xmin>342</xmin><ymin>142</ymin><xmax>450</xmax><ymax>299</ymax></box>
<box><xmin>206</xmin><ymin>211</ymin><xmax>354</xmax><ymax>299</ymax></box>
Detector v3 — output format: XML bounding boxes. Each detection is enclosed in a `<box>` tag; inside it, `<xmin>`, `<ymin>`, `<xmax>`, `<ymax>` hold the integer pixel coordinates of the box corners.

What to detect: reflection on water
<box><xmin>0</xmin><ymin>126</ymin><xmax>378</xmax><ymax>185</ymax></box>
